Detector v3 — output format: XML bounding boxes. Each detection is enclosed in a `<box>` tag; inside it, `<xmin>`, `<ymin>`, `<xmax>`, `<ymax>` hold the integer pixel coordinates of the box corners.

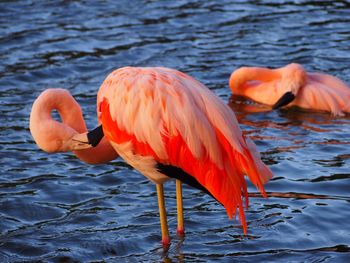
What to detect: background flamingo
<box><xmin>229</xmin><ymin>63</ymin><xmax>350</xmax><ymax>116</ymax></box>
<box><xmin>30</xmin><ymin>67</ymin><xmax>272</xmax><ymax>246</ymax></box>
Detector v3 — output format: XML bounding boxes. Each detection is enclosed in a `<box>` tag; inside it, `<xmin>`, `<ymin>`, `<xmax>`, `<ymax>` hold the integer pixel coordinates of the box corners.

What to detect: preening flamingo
<box><xmin>229</xmin><ymin>63</ymin><xmax>350</xmax><ymax>116</ymax></box>
<box><xmin>30</xmin><ymin>67</ymin><xmax>272</xmax><ymax>246</ymax></box>
<box><xmin>29</xmin><ymin>88</ymin><xmax>118</xmax><ymax>164</ymax></box>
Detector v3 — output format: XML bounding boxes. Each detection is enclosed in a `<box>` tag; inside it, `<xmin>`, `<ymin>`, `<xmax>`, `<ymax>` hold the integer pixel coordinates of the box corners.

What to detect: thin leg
<box><xmin>176</xmin><ymin>179</ymin><xmax>185</xmax><ymax>235</ymax></box>
<box><xmin>156</xmin><ymin>183</ymin><xmax>170</xmax><ymax>246</ymax></box>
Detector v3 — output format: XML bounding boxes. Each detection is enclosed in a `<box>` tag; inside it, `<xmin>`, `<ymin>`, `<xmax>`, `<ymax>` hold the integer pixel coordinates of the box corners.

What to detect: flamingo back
<box><xmin>296</xmin><ymin>73</ymin><xmax>350</xmax><ymax>115</ymax></box>
<box><xmin>97</xmin><ymin>67</ymin><xmax>272</xmax><ymax>233</ymax></box>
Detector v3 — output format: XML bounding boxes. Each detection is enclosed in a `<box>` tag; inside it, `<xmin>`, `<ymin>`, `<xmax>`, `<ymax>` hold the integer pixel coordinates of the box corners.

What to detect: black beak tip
<box><xmin>87</xmin><ymin>125</ymin><xmax>104</xmax><ymax>147</ymax></box>
<box><xmin>272</xmin><ymin>104</ymin><xmax>281</xmax><ymax>110</ymax></box>
<box><xmin>272</xmin><ymin>92</ymin><xmax>296</xmax><ymax>110</ymax></box>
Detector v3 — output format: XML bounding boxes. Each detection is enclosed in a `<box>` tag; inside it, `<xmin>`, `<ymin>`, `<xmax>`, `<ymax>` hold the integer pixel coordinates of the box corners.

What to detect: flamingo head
<box><xmin>273</xmin><ymin>63</ymin><xmax>307</xmax><ymax>109</ymax></box>
<box><xmin>29</xmin><ymin>88</ymin><xmax>104</xmax><ymax>153</ymax></box>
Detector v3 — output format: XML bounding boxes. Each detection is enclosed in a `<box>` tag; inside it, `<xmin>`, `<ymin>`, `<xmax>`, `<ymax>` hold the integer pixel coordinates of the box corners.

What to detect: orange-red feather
<box><xmin>100</xmin><ymin>98</ymin><xmax>267</xmax><ymax>234</ymax></box>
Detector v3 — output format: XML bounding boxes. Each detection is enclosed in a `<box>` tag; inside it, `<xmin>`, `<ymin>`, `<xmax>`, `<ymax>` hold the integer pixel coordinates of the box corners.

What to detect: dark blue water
<box><xmin>1</xmin><ymin>0</ymin><xmax>350</xmax><ymax>262</ymax></box>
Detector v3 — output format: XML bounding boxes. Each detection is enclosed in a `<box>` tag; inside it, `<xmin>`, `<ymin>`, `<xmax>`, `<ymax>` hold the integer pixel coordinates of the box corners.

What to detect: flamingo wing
<box><xmin>97</xmin><ymin>67</ymin><xmax>272</xmax><ymax>233</ymax></box>
<box><xmin>297</xmin><ymin>73</ymin><xmax>350</xmax><ymax>115</ymax></box>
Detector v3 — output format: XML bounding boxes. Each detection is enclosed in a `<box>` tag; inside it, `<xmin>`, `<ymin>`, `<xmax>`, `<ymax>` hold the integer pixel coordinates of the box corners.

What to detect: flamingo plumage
<box><xmin>29</xmin><ymin>88</ymin><xmax>118</xmax><ymax>164</ymax></box>
<box><xmin>229</xmin><ymin>63</ymin><xmax>350</xmax><ymax>116</ymax></box>
<box><xmin>30</xmin><ymin>66</ymin><xmax>272</xmax><ymax>246</ymax></box>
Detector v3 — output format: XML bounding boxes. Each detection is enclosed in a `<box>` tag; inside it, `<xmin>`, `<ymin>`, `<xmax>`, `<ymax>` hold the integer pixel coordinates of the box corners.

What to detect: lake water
<box><xmin>1</xmin><ymin>0</ymin><xmax>350</xmax><ymax>262</ymax></box>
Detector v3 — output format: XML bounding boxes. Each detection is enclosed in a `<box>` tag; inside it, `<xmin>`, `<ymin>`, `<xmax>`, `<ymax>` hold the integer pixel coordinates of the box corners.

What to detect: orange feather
<box><xmin>101</xmin><ymin>97</ymin><xmax>267</xmax><ymax>234</ymax></box>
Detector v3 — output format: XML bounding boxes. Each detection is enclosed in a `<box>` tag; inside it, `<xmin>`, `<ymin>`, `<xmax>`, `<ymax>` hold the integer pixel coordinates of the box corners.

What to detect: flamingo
<box><xmin>29</xmin><ymin>88</ymin><xmax>119</xmax><ymax>164</ymax></box>
<box><xmin>30</xmin><ymin>67</ymin><xmax>272</xmax><ymax>246</ymax></box>
<box><xmin>229</xmin><ymin>63</ymin><xmax>350</xmax><ymax>116</ymax></box>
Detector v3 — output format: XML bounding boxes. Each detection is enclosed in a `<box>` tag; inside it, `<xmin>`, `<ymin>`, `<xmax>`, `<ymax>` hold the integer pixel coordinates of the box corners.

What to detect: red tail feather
<box><xmin>100</xmin><ymin>99</ymin><xmax>269</xmax><ymax>234</ymax></box>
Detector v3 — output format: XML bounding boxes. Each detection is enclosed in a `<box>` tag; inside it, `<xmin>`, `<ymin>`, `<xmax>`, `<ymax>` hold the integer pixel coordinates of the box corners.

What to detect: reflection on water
<box><xmin>1</xmin><ymin>0</ymin><xmax>350</xmax><ymax>262</ymax></box>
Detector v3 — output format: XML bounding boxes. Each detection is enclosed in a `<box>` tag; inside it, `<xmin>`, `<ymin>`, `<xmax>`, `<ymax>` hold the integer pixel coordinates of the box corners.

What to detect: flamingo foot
<box><xmin>177</xmin><ymin>227</ymin><xmax>185</xmax><ymax>236</ymax></box>
<box><xmin>162</xmin><ymin>236</ymin><xmax>170</xmax><ymax>247</ymax></box>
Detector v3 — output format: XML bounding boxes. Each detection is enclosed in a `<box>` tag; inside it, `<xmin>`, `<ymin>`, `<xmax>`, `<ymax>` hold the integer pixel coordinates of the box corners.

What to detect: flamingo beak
<box><xmin>272</xmin><ymin>92</ymin><xmax>295</xmax><ymax>109</ymax></box>
<box><xmin>69</xmin><ymin>125</ymin><xmax>104</xmax><ymax>151</ymax></box>
<box><xmin>86</xmin><ymin>125</ymin><xmax>104</xmax><ymax>147</ymax></box>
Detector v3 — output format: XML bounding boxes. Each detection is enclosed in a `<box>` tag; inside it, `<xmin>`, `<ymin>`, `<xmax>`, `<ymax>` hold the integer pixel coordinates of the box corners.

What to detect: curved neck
<box><xmin>277</xmin><ymin>63</ymin><xmax>307</xmax><ymax>94</ymax></box>
<box><xmin>229</xmin><ymin>67</ymin><xmax>280</xmax><ymax>95</ymax></box>
<box><xmin>30</xmin><ymin>89</ymin><xmax>86</xmax><ymax>152</ymax></box>
<box><xmin>30</xmin><ymin>88</ymin><xmax>118</xmax><ymax>164</ymax></box>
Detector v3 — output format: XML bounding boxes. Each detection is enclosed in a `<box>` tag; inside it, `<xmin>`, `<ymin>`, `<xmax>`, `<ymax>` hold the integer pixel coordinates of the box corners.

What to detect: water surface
<box><xmin>1</xmin><ymin>0</ymin><xmax>350</xmax><ymax>262</ymax></box>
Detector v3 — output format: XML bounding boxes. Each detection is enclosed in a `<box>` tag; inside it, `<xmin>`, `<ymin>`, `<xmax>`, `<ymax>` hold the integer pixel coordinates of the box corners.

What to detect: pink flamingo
<box><xmin>30</xmin><ymin>88</ymin><xmax>118</xmax><ymax>164</ymax></box>
<box><xmin>229</xmin><ymin>63</ymin><xmax>350</xmax><ymax>116</ymax></box>
<box><xmin>30</xmin><ymin>67</ymin><xmax>272</xmax><ymax>246</ymax></box>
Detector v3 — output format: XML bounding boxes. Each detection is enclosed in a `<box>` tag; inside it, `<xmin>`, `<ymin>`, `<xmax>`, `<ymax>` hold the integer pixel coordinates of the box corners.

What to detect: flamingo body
<box><xmin>229</xmin><ymin>63</ymin><xmax>350</xmax><ymax>116</ymax></box>
<box><xmin>97</xmin><ymin>67</ymin><xmax>272</xmax><ymax>232</ymax></box>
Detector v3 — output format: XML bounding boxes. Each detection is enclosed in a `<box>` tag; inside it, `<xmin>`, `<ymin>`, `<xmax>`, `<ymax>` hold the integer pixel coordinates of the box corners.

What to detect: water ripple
<box><xmin>1</xmin><ymin>0</ymin><xmax>350</xmax><ymax>262</ymax></box>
